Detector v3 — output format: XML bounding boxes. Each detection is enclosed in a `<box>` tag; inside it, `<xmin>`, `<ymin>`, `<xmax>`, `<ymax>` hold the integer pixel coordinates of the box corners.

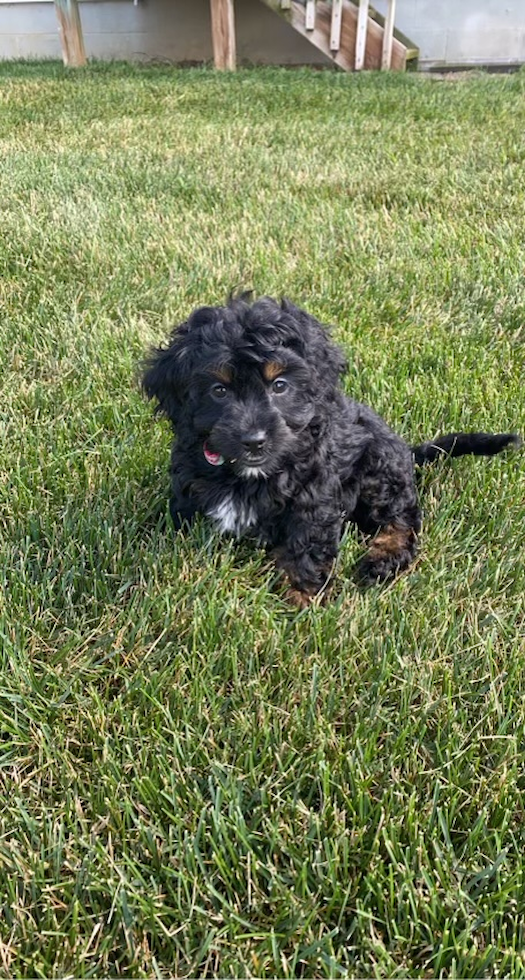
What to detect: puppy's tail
<box><xmin>412</xmin><ymin>431</ymin><xmax>522</xmax><ymax>466</ymax></box>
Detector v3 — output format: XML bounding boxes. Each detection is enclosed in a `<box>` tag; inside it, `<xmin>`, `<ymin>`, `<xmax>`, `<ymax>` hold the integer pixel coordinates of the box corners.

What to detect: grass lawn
<box><xmin>1</xmin><ymin>60</ymin><xmax>525</xmax><ymax>978</ymax></box>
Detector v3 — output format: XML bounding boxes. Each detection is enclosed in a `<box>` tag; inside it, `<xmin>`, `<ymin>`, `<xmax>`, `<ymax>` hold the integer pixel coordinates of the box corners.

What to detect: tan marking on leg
<box><xmin>284</xmin><ymin>586</ymin><xmax>316</xmax><ymax>609</ymax></box>
<box><xmin>369</xmin><ymin>524</ymin><xmax>415</xmax><ymax>558</ymax></box>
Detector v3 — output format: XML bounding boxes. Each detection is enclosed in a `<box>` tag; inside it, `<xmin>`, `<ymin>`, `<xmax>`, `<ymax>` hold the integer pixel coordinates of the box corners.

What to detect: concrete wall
<box><xmin>374</xmin><ymin>0</ymin><xmax>525</xmax><ymax>69</ymax></box>
<box><xmin>0</xmin><ymin>0</ymin><xmax>331</xmax><ymax>65</ymax></box>
<box><xmin>0</xmin><ymin>0</ymin><xmax>524</xmax><ymax>69</ymax></box>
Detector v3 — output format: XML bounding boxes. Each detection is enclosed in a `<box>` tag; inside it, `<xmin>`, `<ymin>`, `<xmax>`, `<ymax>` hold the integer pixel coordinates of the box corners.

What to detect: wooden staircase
<box><xmin>260</xmin><ymin>0</ymin><xmax>418</xmax><ymax>71</ymax></box>
<box><xmin>210</xmin><ymin>0</ymin><xmax>418</xmax><ymax>72</ymax></box>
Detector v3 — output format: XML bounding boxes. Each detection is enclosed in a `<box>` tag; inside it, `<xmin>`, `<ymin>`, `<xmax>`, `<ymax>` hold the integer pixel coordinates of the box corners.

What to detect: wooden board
<box><xmin>381</xmin><ymin>0</ymin><xmax>396</xmax><ymax>70</ymax></box>
<box><xmin>305</xmin><ymin>1</ymin><xmax>316</xmax><ymax>30</ymax></box>
<box><xmin>330</xmin><ymin>0</ymin><xmax>343</xmax><ymax>52</ymax></box>
<box><xmin>355</xmin><ymin>0</ymin><xmax>369</xmax><ymax>70</ymax></box>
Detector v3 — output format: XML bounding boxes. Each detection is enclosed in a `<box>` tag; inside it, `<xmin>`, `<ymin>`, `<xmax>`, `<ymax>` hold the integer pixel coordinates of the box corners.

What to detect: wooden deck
<box><xmin>53</xmin><ymin>0</ymin><xmax>418</xmax><ymax>73</ymax></box>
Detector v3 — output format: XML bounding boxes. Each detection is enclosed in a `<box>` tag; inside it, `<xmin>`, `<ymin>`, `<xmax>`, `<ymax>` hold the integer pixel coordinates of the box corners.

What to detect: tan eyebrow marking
<box><xmin>262</xmin><ymin>361</ymin><xmax>286</xmax><ymax>382</ymax></box>
<box><xmin>208</xmin><ymin>365</ymin><xmax>233</xmax><ymax>384</ymax></box>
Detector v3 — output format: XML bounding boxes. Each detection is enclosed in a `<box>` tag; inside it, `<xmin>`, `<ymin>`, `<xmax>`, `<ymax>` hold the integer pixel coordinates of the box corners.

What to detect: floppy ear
<box><xmin>142</xmin><ymin>305</ymin><xmax>224</xmax><ymax>423</ymax></box>
<box><xmin>314</xmin><ymin>328</ymin><xmax>347</xmax><ymax>390</ymax></box>
<box><xmin>280</xmin><ymin>299</ymin><xmax>348</xmax><ymax>391</ymax></box>
<box><xmin>142</xmin><ymin>328</ymin><xmax>193</xmax><ymax>424</ymax></box>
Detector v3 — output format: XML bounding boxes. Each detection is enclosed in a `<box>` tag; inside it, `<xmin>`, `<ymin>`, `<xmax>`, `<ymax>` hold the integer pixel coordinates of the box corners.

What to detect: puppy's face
<box><xmin>143</xmin><ymin>297</ymin><xmax>347</xmax><ymax>480</ymax></box>
<box><xmin>190</xmin><ymin>353</ymin><xmax>315</xmax><ymax>479</ymax></box>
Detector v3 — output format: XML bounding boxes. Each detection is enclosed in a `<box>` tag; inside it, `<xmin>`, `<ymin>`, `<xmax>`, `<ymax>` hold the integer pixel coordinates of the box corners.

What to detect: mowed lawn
<box><xmin>1</xmin><ymin>60</ymin><xmax>525</xmax><ymax>978</ymax></box>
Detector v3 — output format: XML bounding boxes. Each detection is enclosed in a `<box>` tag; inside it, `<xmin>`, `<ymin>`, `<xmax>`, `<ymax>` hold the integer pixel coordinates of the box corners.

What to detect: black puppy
<box><xmin>143</xmin><ymin>296</ymin><xmax>520</xmax><ymax>606</ymax></box>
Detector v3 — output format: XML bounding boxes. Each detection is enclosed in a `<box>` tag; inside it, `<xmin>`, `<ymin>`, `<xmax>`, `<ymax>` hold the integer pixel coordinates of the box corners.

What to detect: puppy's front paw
<box><xmin>356</xmin><ymin>552</ymin><xmax>407</xmax><ymax>585</ymax></box>
<box><xmin>170</xmin><ymin>499</ymin><xmax>197</xmax><ymax>532</ymax></box>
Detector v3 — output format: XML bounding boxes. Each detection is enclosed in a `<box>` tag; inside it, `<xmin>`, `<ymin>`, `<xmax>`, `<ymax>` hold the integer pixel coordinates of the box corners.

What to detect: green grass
<box><xmin>1</xmin><ymin>60</ymin><xmax>525</xmax><ymax>978</ymax></box>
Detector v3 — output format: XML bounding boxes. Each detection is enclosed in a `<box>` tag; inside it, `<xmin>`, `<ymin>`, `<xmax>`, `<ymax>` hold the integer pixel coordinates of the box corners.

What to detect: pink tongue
<box><xmin>203</xmin><ymin>442</ymin><xmax>225</xmax><ymax>466</ymax></box>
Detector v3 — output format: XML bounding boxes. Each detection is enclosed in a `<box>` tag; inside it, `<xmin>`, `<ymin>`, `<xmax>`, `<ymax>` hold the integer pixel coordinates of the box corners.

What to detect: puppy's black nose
<box><xmin>241</xmin><ymin>431</ymin><xmax>267</xmax><ymax>454</ymax></box>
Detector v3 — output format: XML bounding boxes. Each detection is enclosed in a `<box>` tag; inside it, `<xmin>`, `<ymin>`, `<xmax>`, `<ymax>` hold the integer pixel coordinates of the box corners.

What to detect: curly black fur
<box><xmin>143</xmin><ymin>296</ymin><xmax>521</xmax><ymax>605</ymax></box>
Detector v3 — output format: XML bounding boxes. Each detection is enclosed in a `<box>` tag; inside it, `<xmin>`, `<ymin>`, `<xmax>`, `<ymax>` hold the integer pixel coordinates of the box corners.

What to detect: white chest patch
<box><xmin>207</xmin><ymin>496</ymin><xmax>257</xmax><ymax>537</ymax></box>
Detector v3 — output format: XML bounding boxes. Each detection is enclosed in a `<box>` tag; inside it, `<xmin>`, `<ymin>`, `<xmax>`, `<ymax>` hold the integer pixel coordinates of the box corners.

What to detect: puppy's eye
<box><xmin>271</xmin><ymin>378</ymin><xmax>288</xmax><ymax>394</ymax></box>
<box><xmin>211</xmin><ymin>383</ymin><xmax>228</xmax><ymax>400</ymax></box>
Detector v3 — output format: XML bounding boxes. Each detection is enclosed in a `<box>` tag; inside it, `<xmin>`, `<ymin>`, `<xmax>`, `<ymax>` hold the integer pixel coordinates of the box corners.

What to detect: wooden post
<box><xmin>381</xmin><ymin>0</ymin><xmax>396</xmax><ymax>70</ymax></box>
<box><xmin>355</xmin><ymin>0</ymin><xmax>369</xmax><ymax>70</ymax></box>
<box><xmin>54</xmin><ymin>0</ymin><xmax>86</xmax><ymax>67</ymax></box>
<box><xmin>210</xmin><ymin>0</ymin><xmax>236</xmax><ymax>70</ymax></box>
